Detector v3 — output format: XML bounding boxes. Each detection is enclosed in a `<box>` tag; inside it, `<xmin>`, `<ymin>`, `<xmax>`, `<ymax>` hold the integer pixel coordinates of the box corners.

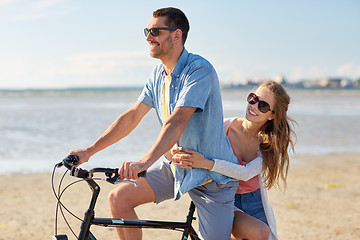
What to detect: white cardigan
<box><xmin>211</xmin><ymin>118</ymin><xmax>278</xmax><ymax>240</ymax></box>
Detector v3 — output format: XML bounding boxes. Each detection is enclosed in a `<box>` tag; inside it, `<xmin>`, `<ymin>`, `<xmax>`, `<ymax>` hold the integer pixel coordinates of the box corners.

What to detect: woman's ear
<box><xmin>268</xmin><ymin>113</ymin><xmax>274</xmax><ymax>121</ymax></box>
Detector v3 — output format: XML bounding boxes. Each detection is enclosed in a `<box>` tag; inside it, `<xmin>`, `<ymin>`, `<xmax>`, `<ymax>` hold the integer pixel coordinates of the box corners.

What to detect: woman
<box><xmin>171</xmin><ymin>81</ymin><xmax>297</xmax><ymax>240</ymax></box>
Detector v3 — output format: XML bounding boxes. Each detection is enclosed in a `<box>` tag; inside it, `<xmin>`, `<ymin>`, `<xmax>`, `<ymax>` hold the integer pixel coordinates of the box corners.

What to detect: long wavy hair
<box><xmin>257</xmin><ymin>81</ymin><xmax>297</xmax><ymax>189</ymax></box>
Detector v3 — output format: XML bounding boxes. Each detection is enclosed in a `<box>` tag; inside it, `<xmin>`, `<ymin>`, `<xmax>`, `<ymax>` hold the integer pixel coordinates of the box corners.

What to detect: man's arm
<box><xmin>118</xmin><ymin>106</ymin><xmax>197</xmax><ymax>179</ymax></box>
<box><xmin>69</xmin><ymin>101</ymin><xmax>151</xmax><ymax>165</ymax></box>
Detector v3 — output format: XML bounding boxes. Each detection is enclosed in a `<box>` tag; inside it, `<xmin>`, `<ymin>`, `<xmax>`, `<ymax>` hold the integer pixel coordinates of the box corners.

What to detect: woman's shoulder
<box><xmin>223</xmin><ymin>117</ymin><xmax>237</xmax><ymax>132</ymax></box>
<box><xmin>224</xmin><ymin>117</ymin><xmax>245</xmax><ymax>124</ymax></box>
<box><xmin>224</xmin><ymin>117</ymin><xmax>245</xmax><ymax>133</ymax></box>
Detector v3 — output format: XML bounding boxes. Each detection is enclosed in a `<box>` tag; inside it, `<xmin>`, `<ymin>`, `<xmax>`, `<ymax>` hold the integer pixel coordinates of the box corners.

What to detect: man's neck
<box><xmin>162</xmin><ymin>46</ymin><xmax>184</xmax><ymax>75</ymax></box>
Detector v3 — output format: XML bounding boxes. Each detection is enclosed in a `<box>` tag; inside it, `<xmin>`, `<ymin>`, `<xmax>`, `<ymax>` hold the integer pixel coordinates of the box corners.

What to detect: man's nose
<box><xmin>146</xmin><ymin>32</ymin><xmax>153</xmax><ymax>41</ymax></box>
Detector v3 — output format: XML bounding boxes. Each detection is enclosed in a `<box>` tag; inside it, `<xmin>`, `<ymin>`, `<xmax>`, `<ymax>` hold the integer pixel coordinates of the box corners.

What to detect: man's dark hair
<box><xmin>153</xmin><ymin>7</ymin><xmax>190</xmax><ymax>45</ymax></box>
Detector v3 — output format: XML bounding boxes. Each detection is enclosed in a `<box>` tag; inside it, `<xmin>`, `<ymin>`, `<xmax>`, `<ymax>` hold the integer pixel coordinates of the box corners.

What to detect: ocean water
<box><xmin>1</xmin><ymin>88</ymin><xmax>359</xmax><ymax>174</ymax></box>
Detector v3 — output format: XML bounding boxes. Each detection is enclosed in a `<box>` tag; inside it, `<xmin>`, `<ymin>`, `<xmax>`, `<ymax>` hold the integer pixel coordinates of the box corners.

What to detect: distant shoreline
<box><xmin>1</xmin><ymin>86</ymin><xmax>359</xmax><ymax>99</ymax></box>
<box><xmin>1</xmin><ymin>85</ymin><xmax>359</xmax><ymax>94</ymax></box>
<box><xmin>0</xmin><ymin>86</ymin><xmax>143</xmax><ymax>93</ymax></box>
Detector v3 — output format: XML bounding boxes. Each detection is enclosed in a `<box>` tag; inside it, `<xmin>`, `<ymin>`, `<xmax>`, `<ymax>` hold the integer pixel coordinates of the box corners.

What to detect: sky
<box><xmin>0</xmin><ymin>0</ymin><xmax>359</xmax><ymax>89</ymax></box>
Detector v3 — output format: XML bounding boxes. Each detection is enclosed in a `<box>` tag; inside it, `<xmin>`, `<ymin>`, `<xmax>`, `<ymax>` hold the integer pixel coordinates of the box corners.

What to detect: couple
<box><xmin>69</xmin><ymin>7</ymin><xmax>296</xmax><ymax>240</ymax></box>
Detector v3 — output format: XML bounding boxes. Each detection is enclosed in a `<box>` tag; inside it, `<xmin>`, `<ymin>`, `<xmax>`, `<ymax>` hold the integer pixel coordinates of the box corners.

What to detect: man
<box><xmin>69</xmin><ymin>7</ymin><xmax>239</xmax><ymax>240</ymax></box>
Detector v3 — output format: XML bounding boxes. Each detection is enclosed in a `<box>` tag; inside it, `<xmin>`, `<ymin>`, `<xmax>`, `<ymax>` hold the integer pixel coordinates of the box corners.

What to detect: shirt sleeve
<box><xmin>175</xmin><ymin>65</ymin><xmax>213</xmax><ymax>111</ymax></box>
<box><xmin>211</xmin><ymin>155</ymin><xmax>263</xmax><ymax>181</ymax></box>
<box><xmin>138</xmin><ymin>82</ymin><xmax>155</xmax><ymax>108</ymax></box>
<box><xmin>138</xmin><ymin>65</ymin><xmax>161</xmax><ymax>108</ymax></box>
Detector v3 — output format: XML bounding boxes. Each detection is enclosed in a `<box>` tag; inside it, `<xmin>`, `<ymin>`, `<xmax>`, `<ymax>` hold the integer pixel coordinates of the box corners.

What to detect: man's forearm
<box><xmin>140</xmin><ymin>106</ymin><xmax>196</xmax><ymax>168</ymax></box>
<box><xmin>140</xmin><ymin>121</ymin><xmax>184</xmax><ymax>167</ymax></box>
<box><xmin>87</xmin><ymin>102</ymin><xmax>150</xmax><ymax>157</ymax></box>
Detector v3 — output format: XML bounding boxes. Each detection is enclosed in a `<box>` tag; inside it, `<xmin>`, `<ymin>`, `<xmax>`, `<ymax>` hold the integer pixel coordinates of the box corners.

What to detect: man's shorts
<box><xmin>145</xmin><ymin>158</ymin><xmax>238</xmax><ymax>240</ymax></box>
<box><xmin>145</xmin><ymin>158</ymin><xmax>175</xmax><ymax>203</ymax></box>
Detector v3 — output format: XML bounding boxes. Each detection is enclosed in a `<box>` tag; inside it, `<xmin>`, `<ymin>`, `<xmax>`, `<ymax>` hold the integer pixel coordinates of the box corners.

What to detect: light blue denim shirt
<box><xmin>138</xmin><ymin>48</ymin><xmax>239</xmax><ymax>200</ymax></box>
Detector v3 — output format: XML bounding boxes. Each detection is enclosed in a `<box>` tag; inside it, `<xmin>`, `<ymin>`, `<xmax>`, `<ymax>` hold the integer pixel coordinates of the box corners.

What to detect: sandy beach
<box><xmin>0</xmin><ymin>153</ymin><xmax>359</xmax><ymax>240</ymax></box>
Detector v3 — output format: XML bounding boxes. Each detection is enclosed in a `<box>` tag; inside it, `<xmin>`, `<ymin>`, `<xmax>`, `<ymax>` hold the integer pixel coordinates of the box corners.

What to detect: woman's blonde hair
<box><xmin>257</xmin><ymin>81</ymin><xmax>297</xmax><ymax>189</ymax></box>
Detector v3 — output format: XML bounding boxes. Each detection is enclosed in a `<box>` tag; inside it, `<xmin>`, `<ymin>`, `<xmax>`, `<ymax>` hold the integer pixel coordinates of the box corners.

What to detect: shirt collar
<box><xmin>171</xmin><ymin>48</ymin><xmax>188</xmax><ymax>77</ymax></box>
<box><xmin>160</xmin><ymin>48</ymin><xmax>187</xmax><ymax>77</ymax></box>
<box><xmin>160</xmin><ymin>48</ymin><xmax>188</xmax><ymax>78</ymax></box>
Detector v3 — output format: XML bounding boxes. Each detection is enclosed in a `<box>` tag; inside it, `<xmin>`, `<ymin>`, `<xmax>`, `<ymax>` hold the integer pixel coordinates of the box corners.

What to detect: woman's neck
<box><xmin>241</xmin><ymin>119</ymin><xmax>262</xmax><ymax>138</ymax></box>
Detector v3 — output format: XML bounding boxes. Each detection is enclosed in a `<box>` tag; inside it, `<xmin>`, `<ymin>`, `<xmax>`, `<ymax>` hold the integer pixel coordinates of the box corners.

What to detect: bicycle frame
<box><xmin>53</xmin><ymin>160</ymin><xmax>200</xmax><ymax>240</ymax></box>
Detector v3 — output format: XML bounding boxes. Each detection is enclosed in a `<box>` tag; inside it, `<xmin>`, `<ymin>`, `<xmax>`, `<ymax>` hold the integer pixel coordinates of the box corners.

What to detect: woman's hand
<box><xmin>171</xmin><ymin>148</ymin><xmax>215</xmax><ymax>170</ymax></box>
<box><xmin>167</xmin><ymin>147</ymin><xmax>191</xmax><ymax>168</ymax></box>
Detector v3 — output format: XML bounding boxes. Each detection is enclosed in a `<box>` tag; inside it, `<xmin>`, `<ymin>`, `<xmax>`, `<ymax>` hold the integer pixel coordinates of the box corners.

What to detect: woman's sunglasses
<box><xmin>144</xmin><ymin>27</ymin><xmax>178</xmax><ymax>37</ymax></box>
<box><xmin>247</xmin><ymin>93</ymin><xmax>274</xmax><ymax>114</ymax></box>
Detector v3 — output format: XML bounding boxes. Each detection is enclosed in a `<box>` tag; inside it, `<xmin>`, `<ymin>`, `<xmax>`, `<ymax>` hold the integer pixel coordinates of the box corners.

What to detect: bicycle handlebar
<box><xmin>56</xmin><ymin>155</ymin><xmax>146</xmax><ymax>184</ymax></box>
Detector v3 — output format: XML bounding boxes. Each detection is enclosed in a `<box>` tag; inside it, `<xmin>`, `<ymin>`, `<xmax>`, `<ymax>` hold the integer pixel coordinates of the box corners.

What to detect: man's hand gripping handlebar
<box><xmin>56</xmin><ymin>154</ymin><xmax>146</xmax><ymax>185</ymax></box>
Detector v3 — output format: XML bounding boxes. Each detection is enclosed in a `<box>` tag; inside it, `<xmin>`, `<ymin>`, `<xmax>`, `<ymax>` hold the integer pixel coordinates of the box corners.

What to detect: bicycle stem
<box><xmin>78</xmin><ymin>179</ymin><xmax>100</xmax><ymax>240</ymax></box>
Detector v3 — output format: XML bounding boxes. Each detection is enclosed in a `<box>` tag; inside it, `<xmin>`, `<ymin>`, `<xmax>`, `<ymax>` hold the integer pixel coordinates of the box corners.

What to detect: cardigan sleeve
<box><xmin>211</xmin><ymin>155</ymin><xmax>263</xmax><ymax>181</ymax></box>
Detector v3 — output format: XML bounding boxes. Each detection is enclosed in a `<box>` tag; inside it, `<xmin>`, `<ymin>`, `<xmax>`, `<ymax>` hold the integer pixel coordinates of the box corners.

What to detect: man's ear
<box><xmin>174</xmin><ymin>29</ymin><xmax>182</xmax><ymax>41</ymax></box>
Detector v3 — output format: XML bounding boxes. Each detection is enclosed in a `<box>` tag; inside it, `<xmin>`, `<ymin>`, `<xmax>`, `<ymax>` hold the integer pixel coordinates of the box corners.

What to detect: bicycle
<box><xmin>51</xmin><ymin>155</ymin><xmax>200</xmax><ymax>240</ymax></box>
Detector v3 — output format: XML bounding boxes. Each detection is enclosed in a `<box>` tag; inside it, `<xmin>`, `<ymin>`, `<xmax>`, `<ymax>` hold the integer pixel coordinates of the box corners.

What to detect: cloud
<box><xmin>0</xmin><ymin>0</ymin><xmax>19</xmax><ymax>6</ymax></box>
<box><xmin>10</xmin><ymin>12</ymin><xmax>50</xmax><ymax>21</ymax></box>
<box><xmin>214</xmin><ymin>62</ymin><xmax>282</xmax><ymax>84</ymax></box>
<box><xmin>337</xmin><ymin>63</ymin><xmax>360</xmax><ymax>79</ymax></box>
<box><xmin>63</xmin><ymin>50</ymin><xmax>154</xmax><ymax>75</ymax></box>
<box><xmin>0</xmin><ymin>0</ymin><xmax>74</xmax><ymax>22</ymax></box>
<box><xmin>44</xmin><ymin>50</ymin><xmax>157</xmax><ymax>86</ymax></box>
<box><xmin>31</xmin><ymin>0</ymin><xmax>66</xmax><ymax>11</ymax></box>
<box><xmin>287</xmin><ymin>63</ymin><xmax>360</xmax><ymax>81</ymax></box>
<box><xmin>289</xmin><ymin>66</ymin><xmax>332</xmax><ymax>81</ymax></box>
<box><xmin>0</xmin><ymin>50</ymin><xmax>157</xmax><ymax>88</ymax></box>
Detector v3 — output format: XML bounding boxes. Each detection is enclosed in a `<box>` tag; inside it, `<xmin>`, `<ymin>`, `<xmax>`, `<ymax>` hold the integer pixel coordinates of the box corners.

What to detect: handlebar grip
<box><xmin>65</xmin><ymin>154</ymin><xmax>79</xmax><ymax>165</ymax></box>
<box><xmin>56</xmin><ymin>154</ymin><xmax>79</xmax><ymax>169</ymax></box>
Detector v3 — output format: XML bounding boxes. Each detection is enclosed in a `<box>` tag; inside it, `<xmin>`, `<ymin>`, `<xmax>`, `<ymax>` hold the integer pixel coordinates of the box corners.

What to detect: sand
<box><xmin>0</xmin><ymin>153</ymin><xmax>359</xmax><ymax>240</ymax></box>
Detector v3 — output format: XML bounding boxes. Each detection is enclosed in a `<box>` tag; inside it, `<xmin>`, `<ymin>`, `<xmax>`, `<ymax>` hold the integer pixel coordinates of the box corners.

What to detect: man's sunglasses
<box><xmin>144</xmin><ymin>27</ymin><xmax>178</xmax><ymax>37</ymax></box>
<box><xmin>247</xmin><ymin>93</ymin><xmax>274</xmax><ymax>114</ymax></box>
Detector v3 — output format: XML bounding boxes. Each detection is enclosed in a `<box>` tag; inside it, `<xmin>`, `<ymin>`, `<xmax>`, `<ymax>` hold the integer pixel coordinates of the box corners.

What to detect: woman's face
<box><xmin>245</xmin><ymin>86</ymin><xmax>275</xmax><ymax>124</ymax></box>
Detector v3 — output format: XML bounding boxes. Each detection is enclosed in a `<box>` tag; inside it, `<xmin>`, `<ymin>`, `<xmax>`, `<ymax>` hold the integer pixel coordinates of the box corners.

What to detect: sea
<box><xmin>1</xmin><ymin>88</ymin><xmax>359</xmax><ymax>175</ymax></box>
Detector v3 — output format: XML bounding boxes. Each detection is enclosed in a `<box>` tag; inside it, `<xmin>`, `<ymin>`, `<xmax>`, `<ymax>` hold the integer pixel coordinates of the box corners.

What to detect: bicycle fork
<box><xmin>181</xmin><ymin>201</ymin><xmax>199</xmax><ymax>240</ymax></box>
<box><xmin>53</xmin><ymin>179</ymin><xmax>100</xmax><ymax>240</ymax></box>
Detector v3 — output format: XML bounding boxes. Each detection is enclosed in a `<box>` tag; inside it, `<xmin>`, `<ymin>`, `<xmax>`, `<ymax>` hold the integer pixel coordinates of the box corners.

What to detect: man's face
<box><xmin>145</xmin><ymin>17</ymin><xmax>174</xmax><ymax>59</ymax></box>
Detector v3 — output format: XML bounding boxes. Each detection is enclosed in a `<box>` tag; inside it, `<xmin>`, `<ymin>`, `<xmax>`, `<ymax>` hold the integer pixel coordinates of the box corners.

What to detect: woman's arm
<box><xmin>172</xmin><ymin>148</ymin><xmax>262</xmax><ymax>181</ymax></box>
<box><xmin>212</xmin><ymin>157</ymin><xmax>262</xmax><ymax>181</ymax></box>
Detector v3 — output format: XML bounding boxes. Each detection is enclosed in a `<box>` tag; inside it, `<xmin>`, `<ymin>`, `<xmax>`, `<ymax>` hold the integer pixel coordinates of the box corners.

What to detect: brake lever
<box><xmin>105</xmin><ymin>169</ymin><xmax>121</xmax><ymax>184</ymax></box>
<box><xmin>106</xmin><ymin>174</ymin><xmax>138</xmax><ymax>187</ymax></box>
<box><xmin>106</xmin><ymin>170</ymin><xmax>146</xmax><ymax>186</ymax></box>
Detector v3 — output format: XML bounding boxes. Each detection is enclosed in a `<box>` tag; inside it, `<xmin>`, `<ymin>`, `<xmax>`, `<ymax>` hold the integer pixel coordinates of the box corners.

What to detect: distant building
<box><xmin>221</xmin><ymin>75</ymin><xmax>358</xmax><ymax>89</ymax></box>
<box><xmin>274</xmin><ymin>75</ymin><xmax>287</xmax><ymax>85</ymax></box>
<box><xmin>340</xmin><ymin>78</ymin><xmax>354</xmax><ymax>88</ymax></box>
<box><xmin>297</xmin><ymin>77</ymin><xmax>356</xmax><ymax>89</ymax></box>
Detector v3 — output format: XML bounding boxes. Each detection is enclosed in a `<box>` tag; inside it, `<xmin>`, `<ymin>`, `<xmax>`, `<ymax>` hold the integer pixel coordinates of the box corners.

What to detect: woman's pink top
<box><xmin>227</xmin><ymin>123</ymin><xmax>260</xmax><ymax>194</ymax></box>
